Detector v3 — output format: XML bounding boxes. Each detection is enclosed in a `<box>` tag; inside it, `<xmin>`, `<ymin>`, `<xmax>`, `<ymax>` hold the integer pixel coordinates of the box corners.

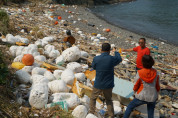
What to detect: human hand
<box><xmin>112</xmin><ymin>47</ymin><xmax>116</xmax><ymax>52</ymax></box>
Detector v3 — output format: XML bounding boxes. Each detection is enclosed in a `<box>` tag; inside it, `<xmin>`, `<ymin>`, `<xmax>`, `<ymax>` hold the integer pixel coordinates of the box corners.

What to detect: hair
<box><xmin>140</xmin><ymin>38</ymin><xmax>146</xmax><ymax>42</ymax></box>
<box><xmin>66</xmin><ymin>30</ymin><xmax>71</xmax><ymax>35</ymax></box>
<box><xmin>101</xmin><ymin>43</ymin><xmax>111</xmax><ymax>52</ymax></box>
<box><xmin>142</xmin><ymin>55</ymin><xmax>154</xmax><ymax>69</ymax></box>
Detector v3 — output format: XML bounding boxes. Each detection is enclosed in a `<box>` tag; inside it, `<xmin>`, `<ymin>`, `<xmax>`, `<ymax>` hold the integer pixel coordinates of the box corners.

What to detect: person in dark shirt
<box><xmin>89</xmin><ymin>43</ymin><xmax>122</xmax><ymax>118</ymax></box>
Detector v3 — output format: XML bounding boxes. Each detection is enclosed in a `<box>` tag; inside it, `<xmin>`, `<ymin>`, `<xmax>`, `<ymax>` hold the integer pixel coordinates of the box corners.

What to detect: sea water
<box><xmin>91</xmin><ymin>0</ymin><xmax>178</xmax><ymax>46</ymax></box>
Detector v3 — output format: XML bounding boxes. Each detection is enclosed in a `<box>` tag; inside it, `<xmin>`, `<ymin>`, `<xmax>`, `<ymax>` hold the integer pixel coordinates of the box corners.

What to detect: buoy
<box><xmin>105</xmin><ymin>29</ymin><xmax>111</xmax><ymax>32</ymax></box>
<box><xmin>58</xmin><ymin>16</ymin><xmax>62</xmax><ymax>20</ymax></box>
<box><xmin>54</xmin><ymin>21</ymin><xmax>58</xmax><ymax>25</ymax></box>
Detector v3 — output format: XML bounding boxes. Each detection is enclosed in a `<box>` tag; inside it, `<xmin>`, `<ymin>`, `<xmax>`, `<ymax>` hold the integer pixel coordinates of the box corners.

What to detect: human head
<box><xmin>142</xmin><ymin>55</ymin><xmax>154</xmax><ymax>69</ymax></box>
<box><xmin>139</xmin><ymin>38</ymin><xmax>146</xmax><ymax>48</ymax></box>
<box><xmin>66</xmin><ymin>30</ymin><xmax>71</xmax><ymax>36</ymax></box>
<box><xmin>101</xmin><ymin>43</ymin><xmax>111</xmax><ymax>52</ymax></box>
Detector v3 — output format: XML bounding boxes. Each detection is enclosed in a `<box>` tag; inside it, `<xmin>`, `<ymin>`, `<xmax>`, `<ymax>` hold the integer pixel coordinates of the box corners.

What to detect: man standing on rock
<box><xmin>122</xmin><ymin>38</ymin><xmax>150</xmax><ymax>70</ymax></box>
<box><xmin>89</xmin><ymin>43</ymin><xmax>122</xmax><ymax>118</ymax></box>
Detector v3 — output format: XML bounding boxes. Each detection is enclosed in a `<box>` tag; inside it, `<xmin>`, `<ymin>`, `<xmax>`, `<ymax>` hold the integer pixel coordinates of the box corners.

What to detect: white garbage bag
<box><xmin>9</xmin><ymin>46</ymin><xmax>18</xmax><ymax>57</ymax></box>
<box><xmin>13</xmin><ymin>54</ymin><xmax>23</xmax><ymax>62</ymax></box>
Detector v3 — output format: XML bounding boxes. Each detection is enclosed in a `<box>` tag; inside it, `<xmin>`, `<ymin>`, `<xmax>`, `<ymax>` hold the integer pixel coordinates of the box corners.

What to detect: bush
<box><xmin>0</xmin><ymin>51</ymin><xmax>9</xmax><ymax>84</ymax></box>
<box><xmin>0</xmin><ymin>9</ymin><xmax>9</xmax><ymax>35</ymax></box>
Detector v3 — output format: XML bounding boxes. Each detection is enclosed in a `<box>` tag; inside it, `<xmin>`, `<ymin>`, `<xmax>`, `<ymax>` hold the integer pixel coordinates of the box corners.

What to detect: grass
<box><xmin>0</xmin><ymin>9</ymin><xmax>9</xmax><ymax>35</ymax></box>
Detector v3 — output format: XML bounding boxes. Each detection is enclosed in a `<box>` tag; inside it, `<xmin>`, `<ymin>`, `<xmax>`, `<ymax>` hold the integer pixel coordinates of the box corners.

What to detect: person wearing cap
<box><xmin>63</xmin><ymin>30</ymin><xmax>76</xmax><ymax>48</ymax></box>
<box><xmin>122</xmin><ymin>38</ymin><xmax>150</xmax><ymax>70</ymax></box>
<box><xmin>89</xmin><ymin>43</ymin><xmax>122</xmax><ymax>118</ymax></box>
<box><xmin>123</xmin><ymin>55</ymin><xmax>160</xmax><ymax>118</ymax></box>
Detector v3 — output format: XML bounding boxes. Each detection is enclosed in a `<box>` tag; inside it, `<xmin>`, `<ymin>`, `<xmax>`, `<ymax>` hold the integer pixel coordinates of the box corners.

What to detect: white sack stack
<box><xmin>15</xmin><ymin>70</ymin><xmax>31</xmax><ymax>84</ymax></box>
<box><xmin>67</xmin><ymin>62</ymin><xmax>82</xmax><ymax>73</ymax></box>
<box><xmin>51</xmin><ymin>93</ymin><xmax>80</xmax><ymax>109</ymax></box>
<box><xmin>81</xmin><ymin>51</ymin><xmax>89</xmax><ymax>58</ymax></box>
<box><xmin>72</xmin><ymin>105</ymin><xmax>88</xmax><ymax>118</ymax></box>
<box><xmin>61</xmin><ymin>69</ymin><xmax>75</xmax><ymax>85</ymax></box>
<box><xmin>48</xmin><ymin>80</ymin><xmax>69</xmax><ymax>93</ymax></box>
<box><xmin>29</xmin><ymin>83</ymin><xmax>48</xmax><ymax>109</ymax></box>
<box><xmin>62</xmin><ymin>46</ymin><xmax>81</xmax><ymax>62</ymax></box>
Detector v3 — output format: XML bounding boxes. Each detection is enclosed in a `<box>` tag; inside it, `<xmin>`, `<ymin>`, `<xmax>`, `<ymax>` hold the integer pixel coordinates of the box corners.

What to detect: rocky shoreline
<box><xmin>0</xmin><ymin>1</ymin><xmax>178</xmax><ymax>117</ymax></box>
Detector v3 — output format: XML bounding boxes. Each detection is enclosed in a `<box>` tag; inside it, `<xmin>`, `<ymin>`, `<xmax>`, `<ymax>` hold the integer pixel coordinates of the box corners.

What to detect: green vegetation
<box><xmin>0</xmin><ymin>51</ymin><xmax>9</xmax><ymax>85</ymax></box>
<box><xmin>0</xmin><ymin>9</ymin><xmax>9</xmax><ymax>35</ymax></box>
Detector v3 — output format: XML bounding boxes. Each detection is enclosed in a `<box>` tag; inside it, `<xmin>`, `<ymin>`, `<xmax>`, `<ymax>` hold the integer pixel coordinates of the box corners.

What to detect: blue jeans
<box><xmin>124</xmin><ymin>98</ymin><xmax>156</xmax><ymax>118</ymax></box>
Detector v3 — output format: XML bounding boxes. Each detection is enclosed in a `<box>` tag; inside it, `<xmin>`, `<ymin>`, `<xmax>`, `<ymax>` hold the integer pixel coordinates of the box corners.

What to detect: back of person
<box><xmin>135</xmin><ymin>68</ymin><xmax>159</xmax><ymax>102</ymax></box>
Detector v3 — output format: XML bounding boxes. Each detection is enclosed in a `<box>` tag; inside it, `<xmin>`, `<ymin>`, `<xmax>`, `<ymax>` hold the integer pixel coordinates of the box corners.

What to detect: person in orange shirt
<box><xmin>124</xmin><ymin>55</ymin><xmax>160</xmax><ymax>118</ymax></box>
<box><xmin>122</xmin><ymin>38</ymin><xmax>150</xmax><ymax>70</ymax></box>
<box><xmin>63</xmin><ymin>30</ymin><xmax>76</xmax><ymax>48</ymax></box>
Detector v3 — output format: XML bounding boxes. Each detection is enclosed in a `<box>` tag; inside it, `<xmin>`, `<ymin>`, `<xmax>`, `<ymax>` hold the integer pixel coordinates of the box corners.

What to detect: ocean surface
<box><xmin>90</xmin><ymin>0</ymin><xmax>178</xmax><ymax>46</ymax></box>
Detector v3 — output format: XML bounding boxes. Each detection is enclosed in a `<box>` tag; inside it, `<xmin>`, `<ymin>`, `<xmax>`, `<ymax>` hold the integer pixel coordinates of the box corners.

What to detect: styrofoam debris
<box><xmin>21</xmin><ymin>66</ymin><xmax>34</xmax><ymax>74</ymax></box>
<box><xmin>75</xmin><ymin>73</ymin><xmax>86</xmax><ymax>81</ymax></box>
<box><xmin>81</xmin><ymin>51</ymin><xmax>89</xmax><ymax>58</ymax></box>
<box><xmin>86</xmin><ymin>113</ymin><xmax>98</xmax><ymax>118</ymax></box>
<box><xmin>31</xmin><ymin>67</ymin><xmax>47</xmax><ymax>75</ymax></box>
<box><xmin>51</xmin><ymin>93</ymin><xmax>80</xmax><ymax>109</ymax></box>
<box><xmin>72</xmin><ymin>105</ymin><xmax>88</xmax><ymax>118</ymax></box>
<box><xmin>62</xmin><ymin>46</ymin><xmax>81</xmax><ymax>62</ymax></box>
<box><xmin>61</xmin><ymin>69</ymin><xmax>75</xmax><ymax>85</ymax></box>
<box><xmin>53</xmin><ymin>70</ymin><xmax>63</xmax><ymax>80</ymax></box>
<box><xmin>55</xmin><ymin>55</ymin><xmax>64</xmax><ymax>65</ymax></box>
<box><xmin>9</xmin><ymin>46</ymin><xmax>18</xmax><ymax>57</ymax></box>
<box><xmin>31</xmin><ymin>74</ymin><xmax>49</xmax><ymax>84</ymax></box>
<box><xmin>29</xmin><ymin>83</ymin><xmax>48</xmax><ymax>109</ymax></box>
<box><xmin>48</xmin><ymin>80</ymin><xmax>69</xmax><ymax>93</ymax></box>
<box><xmin>13</xmin><ymin>54</ymin><xmax>23</xmax><ymax>62</ymax></box>
<box><xmin>34</xmin><ymin>55</ymin><xmax>46</xmax><ymax>62</ymax></box>
<box><xmin>44</xmin><ymin>71</ymin><xmax>56</xmax><ymax>81</ymax></box>
<box><xmin>66</xmin><ymin>62</ymin><xmax>82</xmax><ymax>73</ymax></box>
<box><xmin>15</xmin><ymin>70</ymin><xmax>31</xmax><ymax>84</ymax></box>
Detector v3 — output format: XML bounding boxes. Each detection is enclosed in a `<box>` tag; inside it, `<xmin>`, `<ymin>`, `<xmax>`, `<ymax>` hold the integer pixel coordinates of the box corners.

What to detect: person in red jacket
<box><xmin>122</xmin><ymin>38</ymin><xmax>150</xmax><ymax>70</ymax></box>
<box><xmin>123</xmin><ymin>55</ymin><xmax>160</xmax><ymax>118</ymax></box>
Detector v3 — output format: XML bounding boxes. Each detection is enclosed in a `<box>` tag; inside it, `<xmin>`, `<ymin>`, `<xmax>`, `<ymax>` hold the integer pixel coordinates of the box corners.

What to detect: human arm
<box><xmin>122</xmin><ymin>48</ymin><xmax>133</xmax><ymax>52</ymax></box>
<box><xmin>112</xmin><ymin>48</ymin><xmax>122</xmax><ymax>66</ymax></box>
<box><xmin>133</xmin><ymin>78</ymin><xmax>141</xmax><ymax>92</ymax></box>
